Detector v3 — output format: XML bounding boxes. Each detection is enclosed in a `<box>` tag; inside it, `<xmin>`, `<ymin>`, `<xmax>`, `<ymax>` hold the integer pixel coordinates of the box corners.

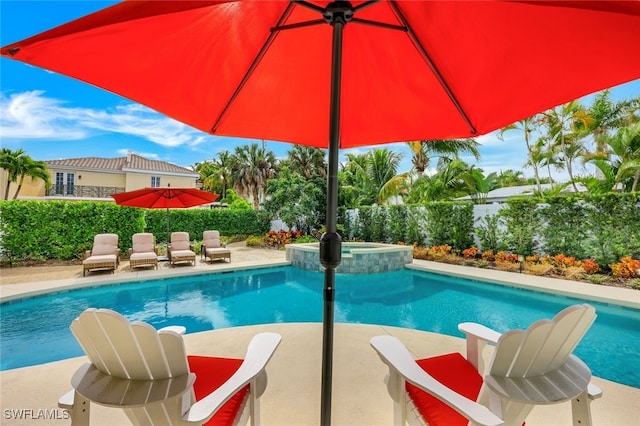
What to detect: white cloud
<box><xmin>0</xmin><ymin>90</ymin><xmax>206</xmax><ymax>148</ymax></box>
<box><xmin>0</xmin><ymin>91</ymin><xmax>87</xmax><ymax>139</ymax></box>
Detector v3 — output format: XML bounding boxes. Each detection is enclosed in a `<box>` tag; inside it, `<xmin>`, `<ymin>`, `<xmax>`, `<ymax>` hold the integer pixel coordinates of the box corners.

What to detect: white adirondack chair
<box><xmin>58</xmin><ymin>308</ymin><xmax>281</xmax><ymax>426</ymax></box>
<box><xmin>370</xmin><ymin>304</ymin><xmax>602</xmax><ymax>426</ymax></box>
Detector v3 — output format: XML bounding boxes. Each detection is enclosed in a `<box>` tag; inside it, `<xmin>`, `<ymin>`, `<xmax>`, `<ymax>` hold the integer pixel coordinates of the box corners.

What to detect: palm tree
<box><xmin>494</xmin><ymin>169</ymin><xmax>527</xmax><ymax>188</ymax></box>
<box><xmin>406</xmin><ymin>138</ymin><xmax>480</xmax><ymax>178</ymax></box>
<box><xmin>231</xmin><ymin>143</ymin><xmax>277</xmax><ymax>209</ymax></box>
<box><xmin>367</xmin><ymin>148</ymin><xmax>405</xmax><ymax>204</ymax></box>
<box><xmin>597</xmin><ymin>122</ymin><xmax>640</xmax><ymax>191</ymax></box>
<box><xmin>498</xmin><ymin>116</ymin><xmax>543</xmax><ymax>191</ymax></box>
<box><xmin>540</xmin><ymin>101</ymin><xmax>591</xmax><ymax>191</ymax></box>
<box><xmin>1</xmin><ymin>148</ymin><xmax>51</xmax><ymax>200</ymax></box>
<box><xmin>340</xmin><ymin>149</ymin><xmax>405</xmax><ymax>205</ymax></box>
<box><xmin>406</xmin><ymin>158</ymin><xmax>470</xmax><ymax>203</ymax></box>
<box><xmin>194</xmin><ymin>150</ymin><xmax>234</xmax><ymax>198</ymax></box>
<box><xmin>534</xmin><ymin>136</ymin><xmax>565</xmax><ymax>184</ymax></box>
<box><xmin>286</xmin><ymin>145</ymin><xmax>327</xmax><ymax>179</ymax></box>
<box><xmin>587</xmin><ymin>90</ymin><xmax>629</xmax><ymax>156</ymax></box>
<box><xmin>339</xmin><ymin>153</ymin><xmax>371</xmax><ymax>206</ymax></box>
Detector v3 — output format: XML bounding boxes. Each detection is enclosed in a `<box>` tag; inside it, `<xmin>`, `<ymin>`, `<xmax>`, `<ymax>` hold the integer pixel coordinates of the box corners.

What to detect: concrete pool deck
<box><xmin>1</xmin><ymin>247</ymin><xmax>639</xmax><ymax>425</ymax></box>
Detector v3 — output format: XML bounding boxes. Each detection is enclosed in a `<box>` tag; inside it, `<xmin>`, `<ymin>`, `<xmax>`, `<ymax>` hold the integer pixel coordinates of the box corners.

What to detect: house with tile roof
<box><xmin>3</xmin><ymin>151</ymin><xmax>200</xmax><ymax>201</ymax></box>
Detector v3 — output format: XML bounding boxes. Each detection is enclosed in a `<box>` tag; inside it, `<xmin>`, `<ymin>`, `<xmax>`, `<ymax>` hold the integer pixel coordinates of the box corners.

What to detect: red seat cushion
<box><xmin>406</xmin><ymin>352</ymin><xmax>483</xmax><ymax>426</ymax></box>
<box><xmin>187</xmin><ymin>355</ymin><xmax>249</xmax><ymax>426</ymax></box>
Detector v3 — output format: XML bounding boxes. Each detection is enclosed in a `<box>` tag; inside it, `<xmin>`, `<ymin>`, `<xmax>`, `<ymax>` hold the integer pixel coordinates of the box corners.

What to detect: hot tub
<box><xmin>285</xmin><ymin>242</ymin><xmax>413</xmax><ymax>274</ymax></box>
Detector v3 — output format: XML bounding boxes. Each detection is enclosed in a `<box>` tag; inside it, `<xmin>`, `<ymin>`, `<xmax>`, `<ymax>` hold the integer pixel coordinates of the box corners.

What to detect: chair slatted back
<box><xmin>489</xmin><ymin>304</ymin><xmax>596</xmax><ymax>378</ymax></box>
<box><xmin>71</xmin><ymin>308</ymin><xmax>189</xmax><ymax>380</ymax></box>
<box><xmin>203</xmin><ymin>230</ymin><xmax>222</xmax><ymax>248</ymax></box>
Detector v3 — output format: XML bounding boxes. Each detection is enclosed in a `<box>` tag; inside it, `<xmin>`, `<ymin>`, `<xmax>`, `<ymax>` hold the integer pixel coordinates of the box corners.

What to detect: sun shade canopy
<box><xmin>111</xmin><ymin>187</ymin><xmax>218</xmax><ymax>209</ymax></box>
<box><xmin>3</xmin><ymin>1</ymin><xmax>640</xmax><ymax>148</ymax></box>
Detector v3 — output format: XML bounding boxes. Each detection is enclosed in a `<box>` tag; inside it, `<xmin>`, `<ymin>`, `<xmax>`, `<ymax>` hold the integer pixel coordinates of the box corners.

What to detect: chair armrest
<box><xmin>587</xmin><ymin>383</ymin><xmax>603</xmax><ymax>400</ymax></box>
<box><xmin>128</xmin><ymin>248</ymin><xmax>133</xmax><ymax>257</ymax></box>
<box><xmin>58</xmin><ymin>389</ymin><xmax>75</xmax><ymax>409</ymax></box>
<box><xmin>182</xmin><ymin>332</ymin><xmax>282</xmax><ymax>424</ymax></box>
<box><xmin>458</xmin><ymin>322</ymin><xmax>502</xmax><ymax>373</ymax></box>
<box><xmin>85</xmin><ymin>250</ymin><xmax>92</xmax><ymax>258</ymax></box>
<box><xmin>458</xmin><ymin>322</ymin><xmax>501</xmax><ymax>344</ymax></box>
<box><xmin>370</xmin><ymin>335</ymin><xmax>504</xmax><ymax>426</ymax></box>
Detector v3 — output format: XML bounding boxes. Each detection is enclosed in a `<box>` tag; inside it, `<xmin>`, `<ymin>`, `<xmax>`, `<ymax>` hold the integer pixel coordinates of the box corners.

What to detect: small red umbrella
<box><xmin>3</xmin><ymin>2</ymin><xmax>640</xmax><ymax>423</ymax></box>
<box><xmin>111</xmin><ymin>186</ymin><xmax>218</xmax><ymax>243</ymax></box>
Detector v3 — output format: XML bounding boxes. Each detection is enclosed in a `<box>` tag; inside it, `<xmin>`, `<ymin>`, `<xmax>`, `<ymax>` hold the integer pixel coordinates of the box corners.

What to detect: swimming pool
<box><xmin>1</xmin><ymin>266</ymin><xmax>639</xmax><ymax>388</ymax></box>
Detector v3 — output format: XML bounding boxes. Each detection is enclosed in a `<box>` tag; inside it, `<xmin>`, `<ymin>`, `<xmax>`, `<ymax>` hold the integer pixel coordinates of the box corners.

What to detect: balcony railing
<box><xmin>46</xmin><ymin>185</ymin><xmax>126</xmax><ymax>199</ymax></box>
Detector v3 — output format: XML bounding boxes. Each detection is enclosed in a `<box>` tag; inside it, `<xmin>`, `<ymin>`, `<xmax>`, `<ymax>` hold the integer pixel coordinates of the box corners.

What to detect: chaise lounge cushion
<box><xmin>90</xmin><ymin>234</ymin><xmax>118</xmax><ymax>256</ymax></box>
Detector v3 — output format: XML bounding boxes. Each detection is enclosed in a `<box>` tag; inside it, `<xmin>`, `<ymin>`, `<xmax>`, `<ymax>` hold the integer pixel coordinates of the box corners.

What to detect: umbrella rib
<box><xmin>388</xmin><ymin>0</ymin><xmax>477</xmax><ymax>135</ymax></box>
<box><xmin>211</xmin><ymin>2</ymin><xmax>296</xmax><ymax>133</ymax></box>
<box><xmin>273</xmin><ymin>19</ymin><xmax>326</xmax><ymax>32</ymax></box>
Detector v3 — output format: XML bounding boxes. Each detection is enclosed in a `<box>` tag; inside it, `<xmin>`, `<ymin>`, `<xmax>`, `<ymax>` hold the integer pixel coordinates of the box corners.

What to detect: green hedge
<box><xmin>342</xmin><ymin>193</ymin><xmax>640</xmax><ymax>265</ymax></box>
<box><xmin>145</xmin><ymin>208</ymin><xmax>271</xmax><ymax>243</ymax></box>
<box><xmin>346</xmin><ymin>202</ymin><xmax>474</xmax><ymax>250</ymax></box>
<box><xmin>0</xmin><ymin>201</ymin><xmax>271</xmax><ymax>262</ymax></box>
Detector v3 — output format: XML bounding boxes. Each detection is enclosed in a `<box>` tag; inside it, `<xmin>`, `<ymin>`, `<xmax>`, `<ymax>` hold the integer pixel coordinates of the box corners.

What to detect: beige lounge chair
<box><xmin>58</xmin><ymin>308</ymin><xmax>281</xmax><ymax>425</ymax></box>
<box><xmin>202</xmin><ymin>230</ymin><xmax>231</xmax><ymax>263</ymax></box>
<box><xmin>371</xmin><ymin>304</ymin><xmax>602</xmax><ymax>426</ymax></box>
<box><xmin>82</xmin><ymin>234</ymin><xmax>120</xmax><ymax>277</ymax></box>
<box><xmin>128</xmin><ymin>233</ymin><xmax>158</xmax><ymax>270</ymax></box>
<box><xmin>168</xmin><ymin>231</ymin><xmax>196</xmax><ymax>266</ymax></box>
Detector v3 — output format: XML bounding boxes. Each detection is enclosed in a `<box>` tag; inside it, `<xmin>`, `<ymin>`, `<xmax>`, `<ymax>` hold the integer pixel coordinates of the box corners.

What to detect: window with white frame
<box><xmin>151</xmin><ymin>176</ymin><xmax>161</xmax><ymax>187</ymax></box>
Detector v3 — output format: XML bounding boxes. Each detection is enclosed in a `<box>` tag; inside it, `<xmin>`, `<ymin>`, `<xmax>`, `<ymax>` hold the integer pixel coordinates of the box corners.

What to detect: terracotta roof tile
<box><xmin>45</xmin><ymin>153</ymin><xmax>195</xmax><ymax>176</ymax></box>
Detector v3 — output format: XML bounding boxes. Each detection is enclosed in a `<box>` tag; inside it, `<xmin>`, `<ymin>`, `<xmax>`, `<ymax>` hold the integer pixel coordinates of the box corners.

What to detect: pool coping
<box><xmin>0</xmin><ymin>260</ymin><xmax>292</xmax><ymax>304</ymax></box>
<box><xmin>409</xmin><ymin>259</ymin><xmax>640</xmax><ymax>310</ymax></box>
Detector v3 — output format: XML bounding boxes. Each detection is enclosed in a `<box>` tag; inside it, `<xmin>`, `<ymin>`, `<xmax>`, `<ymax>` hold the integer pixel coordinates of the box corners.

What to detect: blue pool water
<box><xmin>1</xmin><ymin>266</ymin><xmax>639</xmax><ymax>388</ymax></box>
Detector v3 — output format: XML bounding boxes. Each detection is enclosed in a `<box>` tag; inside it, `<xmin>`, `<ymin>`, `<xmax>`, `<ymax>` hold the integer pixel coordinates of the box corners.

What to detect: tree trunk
<box><xmin>12</xmin><ymin>176</ymin><xmax>24</xmax><ymax>200</ymax></box>
<box><xmin>252</xmin><ymin>186</ymin><xmax>260</xmax><ymax>209</ymax></box>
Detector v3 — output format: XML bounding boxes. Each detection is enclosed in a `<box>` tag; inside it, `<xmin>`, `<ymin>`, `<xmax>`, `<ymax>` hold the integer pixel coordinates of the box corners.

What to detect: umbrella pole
<box><xmin>320</xmin><ymin>4</ymin><xmax>349</xmax><ymax>424</ymax></box>
<box><xmin>166</xmin><ymin>207</ymin><xmax>170</xmax><ymax>250</ymax></box>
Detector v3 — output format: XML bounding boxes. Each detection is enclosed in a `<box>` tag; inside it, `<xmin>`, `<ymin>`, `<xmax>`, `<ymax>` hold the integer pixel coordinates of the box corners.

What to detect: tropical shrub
<box><xmin>263</xmin><ymin>230</ymin><xmax>302</xmax><ymax>248</ymax></box>
<box><xmin>481</xmin><ymin>249</ymin><xmax>495</xmax><ymax>262</ymax></box>
<box><xmin>424</xmin><ymin>202</ymin><xmax>474</xmax><ymax>251</ymax></box>
<box><xmin>499</xmin><ymin>198</ymin><xmax>540</xmax><ymax>256</ymax></box>
<box><xmin>581</xmin><ymin>258</ymin><xmax>601</xmax><ymax>275</ymax></box>
<box><xmin>609</xmin><ymin>256</ymin><xmax>640</xmax><ymax>278</ymax></box>
<box><xmin>494</xmin><ymin>251</ymin><xmax>518</xmax><ymax>263</ymax></box>
<box><xmin>474</xmin><ymin>213</ymin><xmax>504</xmax><ymax>252</ymax></box>
<box><xmin>462</xmin><ymin>247</ymin><xmax>479</xmax><ymax>259</ymax></box>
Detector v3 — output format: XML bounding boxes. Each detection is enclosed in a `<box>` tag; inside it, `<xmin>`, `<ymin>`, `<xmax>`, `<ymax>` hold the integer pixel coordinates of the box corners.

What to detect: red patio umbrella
<box><xmin>3</xmin><ymin>2</ymin><xmax>640</xmax><ymax>423</ymax></box>
<box><xmin>111</xmin><ymin>185</ymin><xmax>218</xmax><ymax>244</ymax></box>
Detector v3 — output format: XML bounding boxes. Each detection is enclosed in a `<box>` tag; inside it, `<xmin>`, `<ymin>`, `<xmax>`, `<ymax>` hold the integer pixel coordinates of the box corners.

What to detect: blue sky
<box><xmin>1</xmin><ymin>1</ymin><xmax>639</xmax><ymax>180</ymax></box>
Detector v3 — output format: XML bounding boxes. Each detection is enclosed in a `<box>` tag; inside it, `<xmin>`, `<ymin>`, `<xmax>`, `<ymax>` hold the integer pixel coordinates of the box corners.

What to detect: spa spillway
<box><xmin>285</xmin><ymin>242</ymin><xmax>413</xmax><ymax>274</ymax></box>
